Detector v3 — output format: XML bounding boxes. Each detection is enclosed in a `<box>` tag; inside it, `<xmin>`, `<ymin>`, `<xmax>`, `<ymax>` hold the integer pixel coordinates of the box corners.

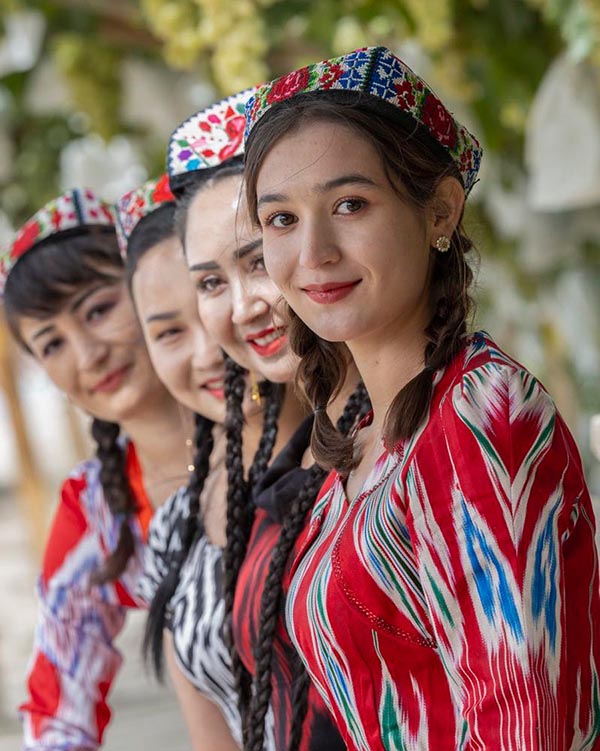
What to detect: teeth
<box><xmin>254</xmin><ymin>330</ymin><xmax>283</xmax><ymax>346</ymax></box>
<box><xmin>205</xmin><ymin>380</ymin><xmax>224</xmax><ymax>390</ymax></box>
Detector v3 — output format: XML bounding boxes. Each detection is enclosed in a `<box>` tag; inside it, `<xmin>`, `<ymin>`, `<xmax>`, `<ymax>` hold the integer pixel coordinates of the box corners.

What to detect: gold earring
<box><xmin>434</xmin><ymin>235</ymin><xmax>451</xmax><ymax>252</ymax></box>
<box><xmin>249</xmin><ymin>371</ymin><xmax>262</xmax><ymax>405</ymax></box>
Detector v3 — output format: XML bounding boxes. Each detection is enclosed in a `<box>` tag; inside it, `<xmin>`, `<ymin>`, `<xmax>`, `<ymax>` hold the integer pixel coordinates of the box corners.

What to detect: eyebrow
<box><xmin>145</xmin><ymin>310</ymin><xmax>180</xmax><ymax>324</ymax></box>
<box><xmin>189</xmin><ymin>260</ymin><xmax>220</xmax><ymax>272</ymax></box>
<box><xmin>32</xmin><ymin>284</ymin><xmax>109</xmax><ymax>340</ymax></box>
<box><xmin>257</xmin><ymin>174</ymin><xmax>377</xmax><ymax>209</ymax></box>
<box><xmin>233</xmin><ymin>238</ymin><xmax>262</xmax><ymax>261</ymax></box>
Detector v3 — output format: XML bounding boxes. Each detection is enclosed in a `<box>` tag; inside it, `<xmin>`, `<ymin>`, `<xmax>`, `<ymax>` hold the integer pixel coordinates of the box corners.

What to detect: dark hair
<box><xmin>3</xmin><ymin>228</ymin><xmax>143</xmax><ymax>583</ymax></box>
<box><xmin>143</xmin><ymin>412</ymin><xmax>215</xmax><ymax>679</ymax></box>
<box><xmin>245</xmin><ymin>94</ymin><xmax>475</xmax><ymax>472</ymax></box>
<box><xmin>125</xmin><ymin>201</ymin><xmax>177</xmax><ymax>285</ymax></box>
<box><xmin>173</xmin><ymin>156</ymin><xmax>244</xmax><ymax>250</ymax></box>
<box><xmin>222</xmin><ymin>356</ymin><xmax>284</xmax><ymax>739</ymax></box>
<box><xmin>246</xmin><ymin>382</ymin><xmax>370</xmax><ymax>751</ymax></box>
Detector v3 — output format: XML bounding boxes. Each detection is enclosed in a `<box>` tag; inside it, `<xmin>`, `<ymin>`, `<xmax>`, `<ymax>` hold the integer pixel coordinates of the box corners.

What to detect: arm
<box><xmin>20</xmin><ymin>474</ymin><xmax>127</xmax><ymax>750</ymax></box>
<box><xmin>164</xmin><ymin>632</ymin><xmax>240</xmax><ymax>751</ymax></box>
<box><xmin>406</xmin><ymin>363</ymin><xmax>600</xmax><ymax>750</ymax></box>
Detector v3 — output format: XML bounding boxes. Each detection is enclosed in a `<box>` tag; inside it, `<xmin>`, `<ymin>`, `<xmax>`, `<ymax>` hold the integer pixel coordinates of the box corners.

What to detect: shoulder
<box><xmin>433</xmin><ymin>332</ymin><xmax>557</xmax><ymax>434</ymax></box>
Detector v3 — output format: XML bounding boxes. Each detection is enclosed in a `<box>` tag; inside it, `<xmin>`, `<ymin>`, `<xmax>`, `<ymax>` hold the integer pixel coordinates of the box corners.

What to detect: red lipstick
<box><xmin>302</xmin><ymin>280</ymin><xmax>361</xmax><ymax>304</ymax></box>
<box><xmin>245</xmin><ymin>327</ymin><xmax>288</xmax><ymax>357</ymax></box>
<box><xmin>91</xmin><ymin>364</ymin><xmax>132</xmax><ymax>394</ymax></box>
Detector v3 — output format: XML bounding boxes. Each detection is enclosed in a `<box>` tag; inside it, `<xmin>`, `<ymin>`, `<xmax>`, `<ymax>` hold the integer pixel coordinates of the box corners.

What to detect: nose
<box><xmin>230</xmin><ymin>277</ymin><xmax>270</xmax><ymax>326</ymax></box>
<box><xmin>72</xmin><ymin>330</ymin><xmax>109</xmax><ymax>372</ymax></box>
<box><xmin>191</xmin><ymin>323</ymin><xmax>223</xmax><ymax>372</ymax></box>
<box><xmin>298</xmin><ymin>214</ymin><xmax>341</xmax><ymax>270</ymax></box>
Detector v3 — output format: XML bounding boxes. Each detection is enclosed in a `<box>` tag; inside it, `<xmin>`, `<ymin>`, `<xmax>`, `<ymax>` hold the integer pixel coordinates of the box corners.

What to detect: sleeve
<box><xmin>404</xmin><ymin>362</ymin><xmax>600</xmax><ymax>750</ymax></box>
<box><xmin>135</xmin><ymin>486</ymin><xmax>189</xmax><ymax>608</ymax></box>
<box><xmin>19</xmin><ymin>474</ymin><xmax>127</xmax><ymax>751</ymax></box>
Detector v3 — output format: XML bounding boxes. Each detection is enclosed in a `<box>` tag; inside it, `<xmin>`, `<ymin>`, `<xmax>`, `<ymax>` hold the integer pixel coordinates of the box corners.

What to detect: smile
<box><xmin>91</xmin><ymin>364</ymin><xmax>132</xmax><ymax>394</ymax></box>
<box><xmin>246</xmin><ymin>327</ymin><xmax>288</xmax><ymax>357</ymax></box>
<box><xmin>201</xmin><ymin>376</ymin><xmax>225</xmax><ymax>400</ymax></box>
<box><xmin>301</xmin><ymin>280</ymin><xmax>361</xmax><ymax>304</ymax></box>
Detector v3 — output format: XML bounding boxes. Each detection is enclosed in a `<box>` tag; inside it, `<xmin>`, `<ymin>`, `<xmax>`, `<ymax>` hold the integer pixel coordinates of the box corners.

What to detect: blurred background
<box><xmin>0</xmin><ymin>0</ymin><xmax>599</xmax><ymax>748</ymax></box>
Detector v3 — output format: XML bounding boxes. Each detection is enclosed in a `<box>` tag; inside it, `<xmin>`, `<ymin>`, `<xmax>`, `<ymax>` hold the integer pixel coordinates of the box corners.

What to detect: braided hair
<box><xmin>245</xmin><ymin>382</ymin><xmax>370</xmax><ymax>751</ymax></box>
<box><xmin>142</xmin><ymin>413</ymin><xmax>215</xmax><ymax>679</ymax></box>
<box><xmin>222</xmin><ymin>356</ymin><xmax>284</xmax><ymax>737</ymax></box>
<box><xmin>4</xmin><ymin>229</ymin><xmax>146</xmax><ymax>581</ymax></box>
<box><xmin>245</xmin><ymin>95</ymin><xmax>476</xmax><ymax>470</ymax></box>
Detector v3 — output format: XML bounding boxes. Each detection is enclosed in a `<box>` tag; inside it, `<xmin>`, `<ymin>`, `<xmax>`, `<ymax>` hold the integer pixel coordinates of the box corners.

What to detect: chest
<box><xmin>292</xmin><ymin>459</ymin><xmax>436</xmax><ymax>647</ymax></box>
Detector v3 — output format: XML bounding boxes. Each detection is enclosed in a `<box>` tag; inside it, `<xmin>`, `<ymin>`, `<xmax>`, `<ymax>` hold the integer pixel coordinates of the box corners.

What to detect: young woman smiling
<box><xmin>117</xmin><ymin>174</ymin><xmax>242</xmax><ymax>751</ymax></box>
<box><xmin>173</xmin><ymin>94</ymin><xmax>369</xmax><ymax>751</ymax></box>
<box><xmin>1</xmin><ymin>189</ymin><xmax>192</xmax><ymax>750</ymax></box>
<box><xmin>243</xmin><ymin>47</ymin><xmax>600</xmax><ymax>751</ymax></box>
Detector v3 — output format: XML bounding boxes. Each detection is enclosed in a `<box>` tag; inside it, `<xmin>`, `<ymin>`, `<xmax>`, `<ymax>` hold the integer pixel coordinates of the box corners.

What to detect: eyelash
<box><xmin>42</xmin><ymin>338</ymin><xmax>63</xmax><ymax>358</ymax></box>
<box><xmin>86</xmin><ymin>300</ymin><xmax>115</xmax><ymax>322</ymax></box>
<box><xmin>155</xmin><ymin>327</ymin><xmax>183</xmax><ymax>341</ymax></box>
<box><xmin>197</xmin><ymin>276</ymin><xmax>223</xmax><ymax>293</ymax></box>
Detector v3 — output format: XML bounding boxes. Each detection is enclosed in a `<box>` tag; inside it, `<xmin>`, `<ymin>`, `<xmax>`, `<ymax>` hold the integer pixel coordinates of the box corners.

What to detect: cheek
<box><xmin>263</xmin><ymin>238</ymin><xmax>292</xmax><ymax>287</ymax></box>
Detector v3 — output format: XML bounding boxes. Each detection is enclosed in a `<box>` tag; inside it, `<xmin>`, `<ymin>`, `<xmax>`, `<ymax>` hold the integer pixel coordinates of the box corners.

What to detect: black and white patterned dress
<box><xmin>137</xmin><ymin>486</ymin><xmax>275</xmax><ymax>749</ymax></box>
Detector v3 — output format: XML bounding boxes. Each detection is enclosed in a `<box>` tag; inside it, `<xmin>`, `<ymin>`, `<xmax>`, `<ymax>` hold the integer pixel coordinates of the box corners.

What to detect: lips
<box><xmin>245</xmin><ymin>326</ymin><xmax>288</xmax><ymax>357</ymax></box>
<box><xmin>201</xmin><ymin>376</ymin><xmax>225</xmax><ymax>400</ymax></box>
<box><xmin>302</xmin><ymin>280</ymin><xmax>361</xmax><ymax>305</ymax></box>
<box><xmin>91</xmin><ymin>364</ymin><xmax>132</xmax><ymax>394</ymax></box>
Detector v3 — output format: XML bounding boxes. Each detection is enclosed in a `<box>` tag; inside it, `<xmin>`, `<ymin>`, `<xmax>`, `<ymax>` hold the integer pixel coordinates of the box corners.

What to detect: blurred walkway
<box><xmin>0</xmin><ymin>493</ymin><xmax>189</xmax><ymax>750</ymax></box>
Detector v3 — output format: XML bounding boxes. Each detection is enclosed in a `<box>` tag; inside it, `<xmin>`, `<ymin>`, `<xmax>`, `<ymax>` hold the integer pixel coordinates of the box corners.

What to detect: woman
<box><xmin>243</xmin><ymin>46</ymin><xmax>600</xmax><ymax>750</ymax></box>
<box><xmin>174</xmin><ymin>94</ymin><xmax>368</xmax><ymax>751</ymax></box>
<box><xmin>118</xmin><ymin>172</ymin><xmax>256</xmax><ymax>751</ymax></box>
<box><xmin>1</xmin><ymin>188</ymin><xmax>192</xmax><ymax>750</ymax></box>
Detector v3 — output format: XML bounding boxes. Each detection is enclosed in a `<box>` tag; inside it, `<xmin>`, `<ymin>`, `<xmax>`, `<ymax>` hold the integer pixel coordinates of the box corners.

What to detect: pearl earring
<box><xmin>434</xmin><ymin>235</ymin><xmax>451</xmax><ymax>252</ymax></box>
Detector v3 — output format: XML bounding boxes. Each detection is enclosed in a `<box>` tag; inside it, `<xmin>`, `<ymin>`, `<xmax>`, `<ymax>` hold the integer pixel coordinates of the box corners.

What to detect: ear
<box><xmin>426</xmin><ymin>176</ymin><xmax>465</xmax><ymax>248</ymax></box>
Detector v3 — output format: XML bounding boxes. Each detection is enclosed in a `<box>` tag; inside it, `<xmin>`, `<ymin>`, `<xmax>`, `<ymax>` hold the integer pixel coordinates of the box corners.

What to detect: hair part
<box><xmin>125</xmin><ymin>202</ymin><xmax>177</xmax><ymax>288</ymax></box>
<box><xmin>173</xmin><ymin>156</ymin><xmax>244</xmax><ymax>252</ymax></box>
<box><xmin>244</xmin><ymin>95</ymin><xmax>476</xmax><ymax>470</ymax></box>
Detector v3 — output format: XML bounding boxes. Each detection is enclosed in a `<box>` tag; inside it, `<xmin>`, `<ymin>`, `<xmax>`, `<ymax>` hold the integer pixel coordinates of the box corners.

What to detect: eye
<box><xmin>41</xmin><ymin>337</ymin><xmax>63</xmax><ymax>358</ymax></box>
<box><xmin>196</xmin><ymin>275</ymin><xmax>224</xmax><ymax>294</ymax></box>
<box><xmin>335</xmin><ymin>198</ymin><xmax>366</xmax><ymax>215</ymax></box>
<box><xmin>86</xmin><ymin>301</ymin><xmax>115</xmax><ymax>322</ymax></box>
<box><xmin>264</xmin><ymin>212</ymin><xmax>297</xmax><ymax>229</ymax></box>
<box><xmin>249</xmin><ymin>254</ymin><xmax>266</xmax><ymax>273</ymax></box>
<box><xmin>155</xmin><ymin>326</ymin><xmax>183</xmax><ymax>342</ymax></box>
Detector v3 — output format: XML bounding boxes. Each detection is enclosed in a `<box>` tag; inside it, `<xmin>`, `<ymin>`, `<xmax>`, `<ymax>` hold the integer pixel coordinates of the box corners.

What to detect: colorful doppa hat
<box><xmin>167</xmin><ymin>87</ymin><xmax>257</xmax><ymax>194</ymax></box>
<box><xmin>245</xmin><ymin>47</ymin><xmax>482</xmax><ymax>193</ymax></box>
<box><xmin>0</xmin><ymin>188</ymin><xmax>115</xmax><ymax>295</ymax></box>
<box><xmin>115</xmin><ymin>174</ymin><xmax>175</xmax><ymax>257</ymax></box>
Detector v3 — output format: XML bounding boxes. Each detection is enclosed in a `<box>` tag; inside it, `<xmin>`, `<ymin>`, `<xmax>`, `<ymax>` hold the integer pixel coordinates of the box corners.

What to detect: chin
<box><xmin>254</xmin><ymin>350</ymin><xmax>298</xmax><ymax>384</ymax></box>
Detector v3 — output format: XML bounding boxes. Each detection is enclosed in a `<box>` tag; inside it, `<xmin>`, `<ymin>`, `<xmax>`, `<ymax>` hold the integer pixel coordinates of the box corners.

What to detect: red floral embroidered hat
<box><xmin>244</xmin><ymin>46</ymin><xmax>482</xmax><ymax>194</ymax></box>
<box><xmin>167</xmin><ymin>87</ymin><xmax>258</xmax><ymax>195</ymax></box>
<box><xmin>115</xmin><ymin>174</ymin><xmax>175</xmax><ymax>258</ymax></box>
<box><xmin>0</xmin><ymin>188</ymin><xmax>115</xmax><ymax>296</ymax></box>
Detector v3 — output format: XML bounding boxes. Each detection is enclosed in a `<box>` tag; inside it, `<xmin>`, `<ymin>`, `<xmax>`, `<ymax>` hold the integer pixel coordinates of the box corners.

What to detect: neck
<box><xmin>348</xmin><ymin>316</ymin><xmax>428</xmax><ymax>439</ymax></box>
<box><xmin>120</xmin><ymin>390</ymin><xmax>192</xmax><ymax>506</ymax></box>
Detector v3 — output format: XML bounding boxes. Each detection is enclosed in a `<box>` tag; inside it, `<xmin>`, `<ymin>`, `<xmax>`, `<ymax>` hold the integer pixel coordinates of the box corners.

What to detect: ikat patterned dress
<box><xmin>20</xmin><ymin>442</ymin><xmax>152</xmax><ymax>751</ymax></box>
<box><xmin>286</xmin><ymin>332</ymin><xmax>600</xmax><ymax>751</ymax></box>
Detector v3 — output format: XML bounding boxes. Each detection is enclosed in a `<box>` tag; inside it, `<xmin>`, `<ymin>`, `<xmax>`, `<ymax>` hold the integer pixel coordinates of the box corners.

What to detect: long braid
<box><xmin>245</xmin><ymin>382</ymin><xmax>370</xmax><ymax>751</ymax></box>
<box><xmin>223</xmin><ymin>357</ymin><xmax>284</xmax><ymax>738</ymax></box>
<box><xmin>90</xmin><ymin>418</ymin><xmax>137</xmax><ymax>585</ymax></box>
<box><xmin>143</xmin><ymin>413</ymin><xmax>215</xmax><ymax>680</ymax></box>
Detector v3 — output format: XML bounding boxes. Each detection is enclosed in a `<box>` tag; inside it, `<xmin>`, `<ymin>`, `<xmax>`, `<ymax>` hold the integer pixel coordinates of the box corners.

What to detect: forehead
<box><xmin>132</xmin><ymin>236</ymin><xmax>194</xmax><ymax>306</ymax></box>
<box><xmin>185</xmin><ymin>175</ymin><xmax>259</xmax><ymax>265</ymax></box>
<box><xmin>256</xmin><ymin>119</ymin><xmax>384</xmax><ymax>193</ymax></box>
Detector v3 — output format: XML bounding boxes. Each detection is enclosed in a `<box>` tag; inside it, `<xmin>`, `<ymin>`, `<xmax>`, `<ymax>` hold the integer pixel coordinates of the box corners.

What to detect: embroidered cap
<box><xmin>245</xmin><ymin>46</ymin><xmax>482</xmax><ymax>194</ymax></box>
<box><xmin>0</xmin><ymin>188</ymin><xmax>115</xmax><ymax>296</ymax></box>
<box><xmin>167</xmin><ymin>88</ymin><xmax>257</xmax><ymax>194</ymax></box>
<box><xmin>115</xmin><ymin>174</ymin><xmax>175</xmax><ymax>258</ymax></box>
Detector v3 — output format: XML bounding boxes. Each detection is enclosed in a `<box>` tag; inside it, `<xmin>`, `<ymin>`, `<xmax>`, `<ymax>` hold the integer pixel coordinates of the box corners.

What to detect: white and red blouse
<box><xmin>20</xmin><ymin>442</ymin><xmax>152</xmax><ymax>750</ymax></box>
